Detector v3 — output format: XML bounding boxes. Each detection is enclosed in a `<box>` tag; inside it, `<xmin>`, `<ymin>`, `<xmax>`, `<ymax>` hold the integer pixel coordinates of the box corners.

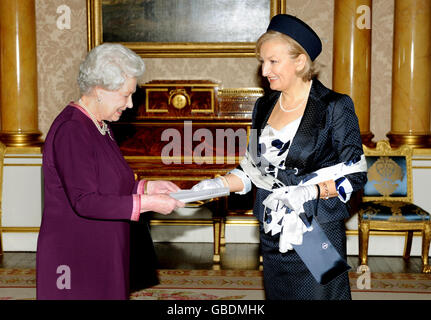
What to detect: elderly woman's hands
<box><xmin>140</xmin><ymin>194</ymin><xmax>185</xmax><ymax>215</ymax></box>
<box><xmin>146</xmin><ymin>180</ymin><xmax>181</xmax><ymax>195</ymax></box>
<box><xmin>138</xmin><ymin>180</ymin><xmax>184</xmax><ymax>215</ymax></box>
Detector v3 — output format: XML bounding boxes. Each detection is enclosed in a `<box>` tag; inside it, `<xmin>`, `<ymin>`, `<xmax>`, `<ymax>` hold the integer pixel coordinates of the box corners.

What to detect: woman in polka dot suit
<box><xmin>192</xmin><ymin>14</ymin><xmax>367</xmax><ymax>300</ymax></box>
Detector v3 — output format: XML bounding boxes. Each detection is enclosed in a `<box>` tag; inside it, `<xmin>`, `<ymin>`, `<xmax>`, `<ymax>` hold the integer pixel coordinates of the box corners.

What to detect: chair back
<box><xmin>362</xmin><ymin>140</ymin><xmax>413</xmax><ymax>203</ymax></box>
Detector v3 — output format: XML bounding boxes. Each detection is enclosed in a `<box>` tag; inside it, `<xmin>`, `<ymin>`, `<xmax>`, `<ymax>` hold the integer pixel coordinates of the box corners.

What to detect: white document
<box><xmin>170</xmin><ymin>187</ymin><xmax>230</xmax><ymax>203</ymax></box>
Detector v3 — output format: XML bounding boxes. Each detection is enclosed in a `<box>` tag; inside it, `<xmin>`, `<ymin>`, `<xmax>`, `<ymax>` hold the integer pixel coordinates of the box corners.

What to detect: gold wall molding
<box><xmin>225</xmin><ymin>220</ymin><xmax>259</xmax><ymax>226</ymax></box>
<box><xmin>150</xmin><ymin>219</ymin><xmax>213</xmax><ymax>226</ymax></box>
<box><xmin>2</xmin><ymin>227</ymin><xmax>40</xmax><ymax>233</ymax></box>
<box><xmin>3</xmin><ymin>164</ymin><xmax>42</xmax><ymax>167</ymax></box>
<box><xmin>5</xmin><ymin>146</ymin><xmax>42</xmax><ymax>155</ymax></box>
<box><xmin>413</xmin><ymin>149</ymin><xmax>431</xmax><ymax>156</ymax></box>
<box><xmin>4</xmin><ymin>155</ymin><xmax>42</xmax><ymax>159</ymax></box>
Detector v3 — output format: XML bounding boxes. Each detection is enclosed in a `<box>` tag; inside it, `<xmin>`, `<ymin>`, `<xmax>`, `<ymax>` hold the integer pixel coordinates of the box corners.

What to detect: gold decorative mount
<box><xmin>218</xmin><ymin>88</ymin><xmax>264</xmax><ymax>97</ymax></box>
<box><xmin>168</xmin><ymin>89</ymin><xmax>191</xmax><ymax>110</ymax></box>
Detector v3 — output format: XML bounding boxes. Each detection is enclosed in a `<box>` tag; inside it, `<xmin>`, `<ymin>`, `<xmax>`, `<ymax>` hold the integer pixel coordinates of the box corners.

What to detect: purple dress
<box><xmin>36</xmin><ymin>104</ymin><xmax>144</xmax><ymax>299</ymax></box>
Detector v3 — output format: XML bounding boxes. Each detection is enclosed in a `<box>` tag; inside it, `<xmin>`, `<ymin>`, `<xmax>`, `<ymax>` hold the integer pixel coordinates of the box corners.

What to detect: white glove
<box><xmin>191</xmin><ymin>177</ymin><xmax>225</xmax><ymax>191</ymax></box>
<box><xmin>273</xmin><ymin>185</ymin><xmax>318</xmax><ymax>214</ymax></box>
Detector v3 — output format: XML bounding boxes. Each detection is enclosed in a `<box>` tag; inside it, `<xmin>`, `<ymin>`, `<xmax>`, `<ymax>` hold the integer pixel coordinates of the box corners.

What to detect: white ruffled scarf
<box><xmin>239</xmin><ymin>151</ymin><xmax>367</xmax><ymax>252</ymax></box>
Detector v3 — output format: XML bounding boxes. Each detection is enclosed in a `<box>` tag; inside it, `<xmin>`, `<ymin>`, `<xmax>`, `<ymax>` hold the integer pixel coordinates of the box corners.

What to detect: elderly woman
<box><xmin>193</xmin><ymin>14</ymin><xmax>367</xmax><ymax>300</ymax></box>
<box><xmin>36</xmin><ymin>43</ymin><xmax>184</xmax><ymax>300</ymax></box>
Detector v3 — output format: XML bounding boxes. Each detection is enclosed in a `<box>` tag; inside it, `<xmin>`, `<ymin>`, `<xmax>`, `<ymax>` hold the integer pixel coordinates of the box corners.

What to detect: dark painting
<box><xmin>102</xmin><ymin>0</ymin><xmax>270</xmax><ymax>43</ymax></box>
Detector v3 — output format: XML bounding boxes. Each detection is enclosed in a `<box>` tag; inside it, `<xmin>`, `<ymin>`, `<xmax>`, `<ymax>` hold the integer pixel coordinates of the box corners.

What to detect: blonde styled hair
<box><xmin>255</xmin><ymin>30</ymin><xmax>319</xmax><ymax>81</ymax></box>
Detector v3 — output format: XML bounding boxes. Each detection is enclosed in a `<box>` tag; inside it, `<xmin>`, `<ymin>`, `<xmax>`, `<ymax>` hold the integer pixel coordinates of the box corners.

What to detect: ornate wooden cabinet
<box><xmin>111</xmin><ymin>80</ymin><xmax>263</xmax><ymax>263</ymax></box>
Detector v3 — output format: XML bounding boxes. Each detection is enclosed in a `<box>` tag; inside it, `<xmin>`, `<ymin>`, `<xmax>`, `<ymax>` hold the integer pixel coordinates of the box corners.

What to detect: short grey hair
<box><xmin>77</xmin><ymin>43</ymin><xmax>145</xmax><ymax>95</ymax></box>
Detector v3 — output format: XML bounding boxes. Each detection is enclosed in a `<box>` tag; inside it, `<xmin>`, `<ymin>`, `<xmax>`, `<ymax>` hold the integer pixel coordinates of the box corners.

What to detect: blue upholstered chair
<box><xmin>358</xmin><ymin>140</ymin><xmax>431</xmax><ymax>273</ymax></box>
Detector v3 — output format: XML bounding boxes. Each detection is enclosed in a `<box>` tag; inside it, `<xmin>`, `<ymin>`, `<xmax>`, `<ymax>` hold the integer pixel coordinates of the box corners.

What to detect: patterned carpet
<box><xmin>1</xmin><ymin>268</ymin><xmax>431</xmax><ymax>300</ymax></box>
<box><xmin>131</xmin><ymin>270</ymin><xmax>265</xmax><ymax>300</ymax></box>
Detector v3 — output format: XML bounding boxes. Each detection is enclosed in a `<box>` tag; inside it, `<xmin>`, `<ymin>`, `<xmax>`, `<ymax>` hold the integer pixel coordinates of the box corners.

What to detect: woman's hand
<box><xmin>146</xmin><ymin>180</ymin><xmax>181</xmax><ymax>195</ymax></box>
<box><xmin>140</xmin><ymin>194</ymin><xmax>185</xmax><ymax>215</ymax></box>
<box><xmin>273</xmin><ymin>185</ymin><xmax>318</xmax><ymax>213</ymax></box>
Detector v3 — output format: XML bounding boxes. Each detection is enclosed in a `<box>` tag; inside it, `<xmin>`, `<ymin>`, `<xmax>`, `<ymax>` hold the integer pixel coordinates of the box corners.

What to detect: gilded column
<box><xmin>387</xmin><ymin>0</ymin><xmax>431</xmax><ymax>147</ymax></box>
<box><xmin>0</xmin><ymin>0</ymin><xmax>42</xmax><ymax>147</ymax></box>
<box><xmin>333</xmin><ymin>0</ymin><xmax>374</xmax><ymax>146</ymax></box>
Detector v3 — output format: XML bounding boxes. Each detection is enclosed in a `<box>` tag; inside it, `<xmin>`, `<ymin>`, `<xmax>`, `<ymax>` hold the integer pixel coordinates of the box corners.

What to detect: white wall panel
<box><xmin>1</xmin><ymin>154</ymin><xmax>43</xmax><ymax>251</ymax></box>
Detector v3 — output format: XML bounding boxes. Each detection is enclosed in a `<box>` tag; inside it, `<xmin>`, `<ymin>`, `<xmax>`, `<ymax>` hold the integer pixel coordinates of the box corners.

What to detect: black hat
<box><xmin>267</xmin><ymin>14</ymin><xmax>322</xmax><ymax>61</ymax></box>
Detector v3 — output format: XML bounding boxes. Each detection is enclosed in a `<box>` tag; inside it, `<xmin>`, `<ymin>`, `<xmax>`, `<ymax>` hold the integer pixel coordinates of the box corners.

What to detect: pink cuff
<box><xmin>131</xmin><ymin>194</ymin><xmax>141</xmax><ymax>221</ymax></box>
<box><xmin>137</xmin><ymin>180</ymin><xmax>146</xmax><ymax>194</ymax></box>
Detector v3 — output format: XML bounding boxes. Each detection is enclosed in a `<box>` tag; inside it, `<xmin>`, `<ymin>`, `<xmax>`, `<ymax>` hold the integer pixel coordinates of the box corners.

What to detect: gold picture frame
<box><xmin>87</xmin><ymin>0</ymin><xmax>286</xmax><ymax>57</ymax></box>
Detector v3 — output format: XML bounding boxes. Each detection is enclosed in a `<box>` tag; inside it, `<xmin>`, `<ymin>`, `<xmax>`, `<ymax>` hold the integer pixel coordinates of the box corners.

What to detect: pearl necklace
<box><xmin>279</xmin><ymin>93</ymin><xmax>306</xmax><ymax>113</ymax></box>
<box><xmin>279</xmin><ymin>81</ymin><xmax>312</xmax><ymax>113</ymax></box>
<box><xmin>78</xmin><ymin>99</ymin><xmax>113</xmax><ymax>140</ymax></box>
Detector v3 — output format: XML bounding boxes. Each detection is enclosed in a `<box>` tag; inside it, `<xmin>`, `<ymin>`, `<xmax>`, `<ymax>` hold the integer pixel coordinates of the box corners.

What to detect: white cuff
<box><xmin>336</xmin><ymin>177</ymin><xmax>353</xmax><ymax>203</ymax></box>
<box><xmin>229</xmin><ymin>168</ymin><xmax>252</xmax><ymax>195</ymax></box>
